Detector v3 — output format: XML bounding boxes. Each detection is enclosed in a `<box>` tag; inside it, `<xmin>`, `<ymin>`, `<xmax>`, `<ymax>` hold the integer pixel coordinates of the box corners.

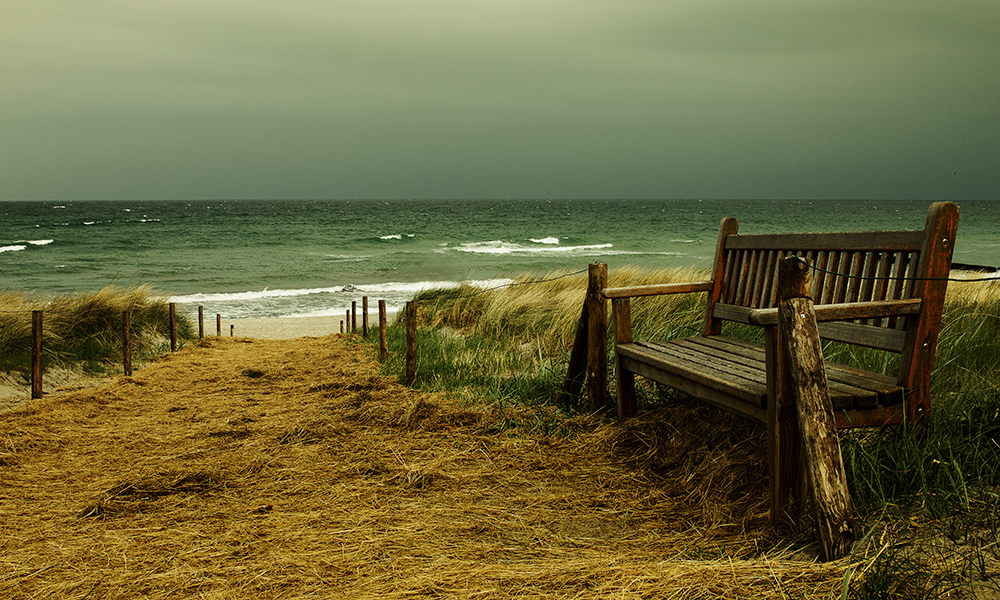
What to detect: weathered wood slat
<box><xmin>602</xmin><ymin>280</ymin><xmax>713</xmax><ymax>299</ymax></box>
<box><xmin>725</xmin><ymin>229</ymin><xmax>926</xmax><ymax>251</ymax></box>
<box><xmin>617</xmin><ymin>342</ymin><xmax>767</xmax><ymax>407</ymax></box>
<box><xmin>619</xmin><ymin>352</ymin><xmax>767</xmax><ymax>422</ymax></box>
<box><xmin>686</xmin><ymin>336</ymin><xmax>894</xmax><ymax>410</ymax></box>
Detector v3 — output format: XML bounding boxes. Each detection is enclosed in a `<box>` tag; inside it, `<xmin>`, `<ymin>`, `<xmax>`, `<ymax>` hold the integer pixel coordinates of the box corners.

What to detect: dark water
<box><xmin>2</xmin><ymin>199</ymin><xmax>996</xmax><ymax>318</ymax></box>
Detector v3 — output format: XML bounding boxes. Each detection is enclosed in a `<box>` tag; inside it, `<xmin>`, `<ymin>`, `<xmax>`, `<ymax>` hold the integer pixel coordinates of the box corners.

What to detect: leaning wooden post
<box><xmin>198</xmin><ymin>306</ymin><xmax>204</xmax><ymax>339</ymax></box>
<box><xmin>31</xmin><ymin>310</ymin><xmax>43</xmax><ymax>400</ymax></box>
<box><xmin>405</xmin><ymin>301</ymin><xmax>417</xmax><ymax>385</ymax></box>
<box><xmin>378</xmin><ymin>300</ymin><xmax>388</xmax><ymax>362</ymax></box>
<box><xmin>586</xmin><ymin>263</ymin><xmax>608</xmax><ymax>412</ymax></box>
<box><xmin>778</xmin><ymin>256</ymin><xmax>857</xmax><ymax>562</ymax></box>
<box><xmin>122</xmin><ymin>310</ymin><xmax>133</xmax><ymax>377</ymax></box>
<box><xmin>559</xmin><ymin>302</ymin><xmax>589</xmax><ymax>407</ymax></box>
<box><xmin>362</xmin><ymin>296</ymin><xmax>369</xmax><ymax>337</ymax></box>
<box><xmin>169</xmin><ymin>302</ymin><xmax>177</xmax><ymax>351</ymax></box>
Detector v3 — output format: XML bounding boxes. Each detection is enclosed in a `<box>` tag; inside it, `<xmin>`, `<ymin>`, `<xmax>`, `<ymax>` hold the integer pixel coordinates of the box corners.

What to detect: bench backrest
<box><xmin>704</xmin><ymin>202</ymin><xmax>959</xmax><ymax>389</ymax></box>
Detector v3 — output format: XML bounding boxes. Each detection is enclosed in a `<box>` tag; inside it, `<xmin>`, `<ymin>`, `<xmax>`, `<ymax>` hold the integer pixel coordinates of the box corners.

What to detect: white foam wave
<box><xmin>379</xmin><ymin>234</ymin><xmax>415</xmax><ymax>240</ymax></box>
<box><xmin>454</xmin><ymin>240</ymin><xmax>613</xmax><ymax>255</ymax></box>
<box><xmin>1</xmin><ymin>245</ymin><xmax>27</xmax><ymax>253</ymax></box>
<box><xmin>28</xmin><ymin>239</ymin><xmax>54</xmax><ymax>246</ymax></box>
<box><xmin>170</xmin><ymin>278</ymin><xmax>513</xmax><ymax>306</ymax></box>
<box><xmin>530</xmin><ymin>237</ymin><xmax>560</xmax><ymax>245</ymax></box>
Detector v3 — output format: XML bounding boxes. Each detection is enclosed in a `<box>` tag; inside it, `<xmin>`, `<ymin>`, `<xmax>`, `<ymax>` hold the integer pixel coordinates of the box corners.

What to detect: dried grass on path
<box><xmin>1</xmin><ymin>335</ymin><xmax>846</xmax><ymax>598</ymax></box>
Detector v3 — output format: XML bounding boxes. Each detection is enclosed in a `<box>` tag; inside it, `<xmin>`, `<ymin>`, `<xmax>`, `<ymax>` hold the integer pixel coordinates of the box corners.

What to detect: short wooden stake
<box><xmin>778</xmin><ymin>257</ymin><xmax>857</xmax><ymax>561</ymax></box>
<box><xmin>340</xmin><ymin>320</ymin><xmax>344</xmax><ymax>334</ymax></box>
<box><xmin>586</xmin><ymin>263</ymin><xmax>608</xmax><ymax>412</ymax></box>
<box><xmin>230</xmin><ymin>324</ymin><xmax>234</xmax><ymax>337</ymax></box>
<box><xmin>198</xmin><ymin>306</ymin><xmax>204</xmax><ymax>339</ymax></box>
<box><xmin>346</xmin><ymin>310</ymin><xmax>350</xmax><ymax>332</ymax></box>
<box><xmin>362</xmin><ymin>296</ymin><xmax>369</xmax><ymax>337</ymax></box>
<box><xmin>169</xmin><ymin>302</ymin><xmax>177</xmax><ymax>351</ymax></box>
<box><xmin>352</xmin><ymin>301</ymin><xmax>357</xmax><ymax>333</ymax></box>
<box><xmin>378</xmin><ymin>300</ymin><xmax>388</xmax><ymax>362</ymax></box>
<box><xmin>122</xmin><ymin>310</ymin><xmax>133</xmax><ymax>377</ymax></box>
<box><xmin>216</xmin><ymin>314</ymin><xmax>221</xmax><ymax>336</ymax></box>
<box><xmin>31</xmin><ymin>310</ymin><xmax>43</xmax><ymax>400</ymax></box>
<box><xmin>405</xmin><ymin>301</ymin><xmax>417</xmax><ymax>385</ymax></box>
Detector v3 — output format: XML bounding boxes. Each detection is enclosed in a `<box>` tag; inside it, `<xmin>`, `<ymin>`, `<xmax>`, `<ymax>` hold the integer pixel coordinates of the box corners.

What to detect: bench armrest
<box><xmin>738</xmin><ymin>299</ymin><xmax>923</xmax><ymax>326</ymax></box>
<box><xmin>602</xmin><ymin>281</ymin><xmax>714</xmax><ymax>300</ymax></box>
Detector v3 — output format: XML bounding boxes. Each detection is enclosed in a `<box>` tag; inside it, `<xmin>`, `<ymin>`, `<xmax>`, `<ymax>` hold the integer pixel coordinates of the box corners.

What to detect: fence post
<box><xmin>379</xmin><ymin>299</ymin><xmax>388</xmax><ymax>362</ymax></box>
<box><xmin>31</xmin><ymin>310</ymin><xmax>43</xmax><ymax>399</ymax></box>
<box><xmin>363</xmin><ymin>296</ymin><xmax>369</xmax><ymax>337</ymax></box>
<box><xmin>340</xmin><ymin>320</ymin><xmax>344</xmax><ymax>334</ymax></box>
<box><xmin>346</xmin><ymin>310</ymin><xmax>350</xmax><ymax>332</ymax></box>
<box><xmin>405</xmin><ymin>301</ymin><xmax>417</xmax><ymax>385</ymax></box>
<box><xmin>216</xmin><ymin>314</ymin><xmax>221</xmax><ymax>336</ymax></box>
<box><xmin>586</xmin><ymin>263</ymin><xmax>608</xmax><ymax>412</ymax></box>
<box><xmin>122</xmin><ymin>310</ymin><xmax>133</xmax><ymax>376</ymax></box>
<box><xmin>198</xmin><ymin>306</ymin><xmax>204</xmax><ymax>339</ymax></box>
<box><xmin>777</xmin><ymin>257</ymin><xmax>857</xmax><ymax>561</ymax></box>
<box><xmin>169</xmin><ymin>302</ymin><xmax>177</xmax><ymax>351</ymax></box>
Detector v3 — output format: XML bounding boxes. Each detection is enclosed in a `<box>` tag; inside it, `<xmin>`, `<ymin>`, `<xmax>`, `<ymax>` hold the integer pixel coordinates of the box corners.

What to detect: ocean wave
<box><xmin>530</xmin><ymin>237</ymin><xmax>560</xmax><ymax>245</ymax></box>
<box><xmin>1</xmin><ymin>240</ymin><xmax>52</xmax><ymax>253</ymax></box>
<box><xmin>170</xmin><ymin>278</ymin><xmax>513</xmax><ymax>305</ymax></box>
<box><xmin>378</xmin><ymin>234</ymin><xmax>415</xmax><ymax>240</ymax></box>
<box><xmin>454</xmin><ymin>240</ymin><xmax>613</xmax><ymax>255</ymax></box>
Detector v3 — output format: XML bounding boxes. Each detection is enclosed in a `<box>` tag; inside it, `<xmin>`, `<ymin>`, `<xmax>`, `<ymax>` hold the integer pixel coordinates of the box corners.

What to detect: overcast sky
<box><xmin>2</xmin><ymin>1</ymin><xmax>998</xmax><ymax>201</ymax></box>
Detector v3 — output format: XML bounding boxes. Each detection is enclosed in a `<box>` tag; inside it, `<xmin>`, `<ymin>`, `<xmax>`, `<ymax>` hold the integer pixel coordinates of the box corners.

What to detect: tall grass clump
<box><xmin>0</xmin><ymin>285</ymin><xmax>193</xmax><ymax>373</ymax></box>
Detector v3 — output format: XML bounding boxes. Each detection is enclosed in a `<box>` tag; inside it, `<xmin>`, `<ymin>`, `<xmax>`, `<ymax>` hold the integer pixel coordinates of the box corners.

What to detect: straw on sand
<box><xmin>0</xmin><ymin>335</ymin><xmax>849</xmax><ymax>598</ymax></box>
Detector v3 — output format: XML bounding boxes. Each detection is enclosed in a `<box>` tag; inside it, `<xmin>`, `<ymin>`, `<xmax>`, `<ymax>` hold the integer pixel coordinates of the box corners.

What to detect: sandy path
<box><xmin>0</xmin><ymin>335</ymin><xmax>842</xmax><ymax>598</ymax></box>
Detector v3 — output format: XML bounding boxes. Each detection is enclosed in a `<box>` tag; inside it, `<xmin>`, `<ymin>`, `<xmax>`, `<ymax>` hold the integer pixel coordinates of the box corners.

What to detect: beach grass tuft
<box><xmin>0</xmin><ymin>285</ymin><xmax>194</xmax><ymax>373</ymax></box>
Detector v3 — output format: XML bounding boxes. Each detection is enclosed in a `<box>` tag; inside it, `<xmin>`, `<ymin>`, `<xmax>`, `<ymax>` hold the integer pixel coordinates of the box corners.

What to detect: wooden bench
<box><xmin>603</xmin><ymin>202</ymin><xmax>959</xmax><ymax>527</ymax></box>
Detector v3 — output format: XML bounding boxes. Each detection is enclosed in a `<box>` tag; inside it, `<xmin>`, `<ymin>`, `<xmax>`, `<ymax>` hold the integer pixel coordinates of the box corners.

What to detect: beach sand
<box><xmin>218</xmin><ymin>312</ymin><xmax>396</xmax><ymax>340</ymax></box>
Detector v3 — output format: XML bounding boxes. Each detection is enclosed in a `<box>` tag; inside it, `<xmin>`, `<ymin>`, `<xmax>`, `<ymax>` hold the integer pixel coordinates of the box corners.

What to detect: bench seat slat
<box><xmin>617</xmin><ymin>342</ymin><xmax>767</xmax><ymax>406</ymax></box>
<box><xmin>681</xmin><ymin>337</ymin><xmax>880</xmax><ymax>409</ymax></box>
<box><xmin>623</xmin><ymin>335</ymin><xmax>903</xmax><ymax>412</ymax></box>
<box><xmin>693</xmin><ymin>335</ymin><xmax>902</xmax><ymax>407</ymax></box>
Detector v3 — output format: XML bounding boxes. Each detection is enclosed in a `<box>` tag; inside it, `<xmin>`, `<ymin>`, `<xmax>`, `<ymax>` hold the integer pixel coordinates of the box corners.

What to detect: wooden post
<box><xmin>379</xmin><ymin>300</ymin><xmax>388</xmax><ymax>362</ymax></box>
<box><xmin>198</xmin><ymin>306</ymin><xmax>204</xmax><ymax>339</ymax></box>
<box><xmin>405</xmin><ymin>301</ymin><xmax>417</xmax><ymax>385</ymax></box>
<box><xmin>216</xmin><ymin>314</ymin><xmax>221</xmax><ymax>336</ymax></box>
<box><xmin>559</xmin><ymin>303</ymin><xmax>589</xmax><ymax>407</ymax></box>
<box><xmin>777</xmin><ymin>257</ymin><xmax>857</xmax><ymax>562</ymax></box>
<box><xmin>586</xmin><ymin>263</ymin><xmax>608</xmax><ymax>412</ymax></box>
<box><xmin>122</xmin><ymin>310</ymin><xmax>133</xmax><ymax>377</ymax></box>
<box><xmin>362</xmin><ymin>296</ymin><xmax>369</xmax><ymax>337</ymax></box>
<box><xmin>169</xmin><ymin>302</ymin><xmax>177</xmax><ymax>351</ymax></box>
<box><xmin>340</xmin><ymin>320</ymin><xmax>344</xmax><ymax>334</ymax></box>
<box><xmin>31</xmin><ymin>310</ymin><xmax>43</xmax><ymax>400</ymax></box>
<box><xmin>230</xmin><ymin>324</ymin><xmax>234</xmax><ymax>337</ymax></box>
<box><xmin>352</xmin><ymin>301</ymin><xmax>357</xmax><ymax>333</ymax></box>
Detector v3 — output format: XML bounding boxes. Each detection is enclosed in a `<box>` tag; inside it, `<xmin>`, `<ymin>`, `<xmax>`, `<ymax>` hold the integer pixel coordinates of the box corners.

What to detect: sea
<box><xmin>2</xmin><ymin>199</ymin><xmax>998</xmax><ymax>320</ymax></box>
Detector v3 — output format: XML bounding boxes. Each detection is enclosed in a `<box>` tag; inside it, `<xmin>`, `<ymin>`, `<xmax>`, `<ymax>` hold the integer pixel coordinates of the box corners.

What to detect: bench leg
<box><xmin>616</xmin><ymin>358</ymin><xmax>637</xmax><ymax>419</ymax></box>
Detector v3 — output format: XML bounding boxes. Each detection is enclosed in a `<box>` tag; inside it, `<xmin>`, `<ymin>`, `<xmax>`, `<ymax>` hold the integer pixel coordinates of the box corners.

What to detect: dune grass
<box><xmin>368</xmin><ymin>265</ymin><xmax>1000</xmax><ymax>596</ymax></box>
<box><xmin>0</xmin><ymin>285</ymin><xmax>194</xmax><ymax>374</ymax></box>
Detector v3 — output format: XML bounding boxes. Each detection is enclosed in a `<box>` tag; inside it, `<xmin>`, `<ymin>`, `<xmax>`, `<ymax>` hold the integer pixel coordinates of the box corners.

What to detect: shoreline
<box><xmin>219</xmin><ymin>312</ymin><xmax>398</xmax><ymax>340</ymax></box>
